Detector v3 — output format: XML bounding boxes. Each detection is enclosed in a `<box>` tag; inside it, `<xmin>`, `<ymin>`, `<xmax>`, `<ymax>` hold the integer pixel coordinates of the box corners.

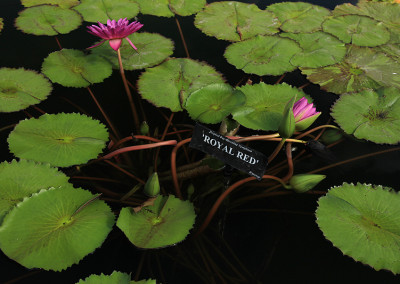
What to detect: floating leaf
<box><xmin>0</xmin><ymin>68</ymin><xmax>52</xmax><ymax>113</ymax></box>
<box><xmin>266</xmin><ymin>2</ymin><xmax>330</xmax><ymax>33</ymax></box>
<box><xmin>138</xmin><ymin>58</ymin><xmax>225</xmax><ymax>112</ymax></box>
<box><xmin>8</xmin><ymin>113</ymin><xmax>109</xmax><ymax>167</ymax></box>
<box><xmin>73</xmin><ymin>0</ymin><xmax>139</xmax><ymax>23</ymax></box>
<box><xmin>117</xmin><ymin>195</ymin><xmax>195</xmax><ymax>249</ymax></box>
<box><xmin>231</xmin><ymin>83</ymin><xmax>308</xmax><ymax>131</ymax></box>
<box><xmin>184</xmin><ymin>83</ymin><xmax>245</xmax><ymax>124</ymax></box>
<box><xmin>42</xmin><ymin>49</ymin><xmax>113</xmax><ymax>87</ymax></box>
<box><xmin>0</xmin><ymin>159</ymin><xmax>69</xmax><ymax>224</ymax></box>
<box><xmin>224</xmin><ymin>35</ymin><xmax>301</xmax><ymax>76</ymax></box>
<box><xmin>377</xmin><ymin>43</ymin><xmax>400</xmax><ymax>62</ymax></box>
<box><xmin>301</xmin><ymin>46</ymin><xmax>400</xmax><ymax>94</ymax></box>
<box><xmin>331</xmin><ymin>88</ymin><xmax>400</xmax><ymax>144</ymax></box>
<box><xmin>322</xmin><ymin>15</ymin><xmax>390</xmax><ymax>47</ymax></box>
<box><xmin>168</xmin><ymin>0</ymin><xmax>206</xmax><ymax>16</ymax></box>
<box><xmin>91</xmin><ymin>33</ymin><xmax>174</xmax><ymax>70</ymax></box>
<box><xmin>134</xmin><ymin>0</ymin><xmax>205</xmax><ymax>17</ymax></box>
<box><xmin>194</xmin><ymin>1</ymin><xmax>279</xmax><ymax>42</ymax></box>
<box><xmin>280</xmin><ymin>32</ymin><xmax>346</xmax><ymax>68</ymax></box>
<box><xmin>21</xmin><ymin>0</ymin><xmax>79</xmax><ymax>8</ymax></box>
<box><xmin>15</xmin><ymin>5</ymin><xmax>82</xmax><ymax>36</ymax></box>
<box><xmin>316</xmin><ymin>182</ymin><xmax>400</xmax><ymax>274</ymax></box>
<box><xmin>76</xmin><ymin>271</ymin><xmax>156</xmax><ymax>284</ymax></box>
<box><xmin>0</xmin><ymin>185</ymin><xmax>114</xmax><ymax>271</ymax></box>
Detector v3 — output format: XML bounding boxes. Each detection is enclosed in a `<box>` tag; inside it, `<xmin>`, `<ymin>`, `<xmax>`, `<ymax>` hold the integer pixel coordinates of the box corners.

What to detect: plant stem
<box><xmin>171</xmin><ymin>138</ymin><xmax>192</xmax><ymax>199</ymax></box>
<box><xmin>154</xmin><ymin>112</ymin><xmax>174</xmax><ymax>172</ymax></box>
<box><xmin>295</xmin><ymin>124</ymin><xmax>340</xmax><ymax>140</ymax></box>
<box><xmin>268</xmin><ymin>138</ymin><xmax>286</xmax><ymax>163</ymax></box>
<box><xmin>282</xmin><ymin>142</ymin><xmax>293</xmax><ymax>181</ymax></box>
<box><xmin>175</xmin><ymin>16</ymin><xmax>190</xmax><ymax>58</ymax></box>
<box><xmin>103</xmin><ymin>160</ymin><xmax>145</xmax><ymax>184</ymax></box>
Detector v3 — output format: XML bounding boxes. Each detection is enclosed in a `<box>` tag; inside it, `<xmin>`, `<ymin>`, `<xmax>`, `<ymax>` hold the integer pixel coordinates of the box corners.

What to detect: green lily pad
<box><xmin>0</xmin><ymin>159</ymin><xmax>69</xmax><ymax>224</ymax></box>
<box><xmin>377</xmin><ymin>43</ymin><xmax>400</xmax><ymax>62</ymax></box>
<box><xmin>194</xmin><ymin>1</ymin><xmax>279</xmax><ymax>42</ymax></box>
<box><xmin>91</xmin><ymin>33</ymin><xmax>174</xmax><ymax>70</ymax></box>
<box><xmin>15</xmin><ymin>5</ymin><xmax>82</xmax><ymax>36</ymax></box>
<box><xmin>331</xmin><ymin>88</ymin><xmax>400</xmax><ymax>144</ymax></box>
<box><xmin>76</xmin><ymin>271</ymin><xmax>156</xmax><ymax>284</ymax></box>
<box><xmin>322</xmin><ymin>15</ymin><xmax>390</xmax><ymax>47</ymax></box>
<box><xmin>0</xmin><ymin>68</ymin><xmax>52</xmax><ymax>113</ymax></box>
<box><xmin>0</xmin><ymin>185</ymin><xmax>114</xmax><ymax>271</ymax></box>
<box><xmin>280</xmin><ymin>32</ymin><xmax>346</xmax><ymax>68</ymax></box>
<box><xmin>301</xmin><ymin>46</ymin><xmax>400</xmax><ymax>94</ymax></box>
<box><xmin>134</xmin><ymin>0</ymin><xmax>205</xmax><ymax>17</ymax></box>
<box><xmin>168</xmin><ymin>0</ymin><xmax>206</xmax><ymax>17</ymax></box>
<box><xmin>41</xmin><ymin>49</ymin><xmax>113</xmax><ymax>87</ymax></box>
<box><xmin>266</xmin><ymin>2</ymin><xmax>330</xmax><ymax>33</ymax></box>
<box><xmin>117</xmin><ymin>195</ymin><xmax>196</xmax><ymax>249</ymax></box>
<box><xmin>231</xmin><ymin>82</ymin><xmax>308</xmax><ymax>131</ymax></box>
<box><xmin>184</xmin><ymin>83</ymin><xmax>245</xmax><ymax>124</ymax></box>
<box><xmin>8</xmin><ymin>113</ymin><xmax>109</xmax><ymax>167</ymax></box>
<box><xmin>316</xmin><ymin>182</ymin><xmax>400</xmax><ymax>274</ymax></box>
<box><xmin>73</xmin><ymin>0</ymin><xmax>139</xmax><ymax>23</ymax></box>
<box><xmin>21</xmin><ymin>0</ymin><xmax>79</xmax><ymax>8</ymax></box>
<box><xmin>138</xmin><ymin>58</ymin><xmax>225</xmax><ymax>112</ymax></box>
<box><xmin>224</xmin><ymin>35</ymin><xmax>301</xmax><ymax>76</ymax></box>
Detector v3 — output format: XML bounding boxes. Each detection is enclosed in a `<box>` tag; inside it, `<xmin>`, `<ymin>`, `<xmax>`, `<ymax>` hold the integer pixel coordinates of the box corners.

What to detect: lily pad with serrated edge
<box><xmin>0</xmin><ymin>159</ymin><xmax>69</xmax><ymax>224</ymax></box>
<box><xmin>266</xmin><ymin>2</ymin><xmax>331</xmax><ymax>33</ymax></box>
<box><xmin>316</xmin><ymin>182</ymin><xmax>400</xmax><ymax>274</ymax></box>
<box><xmin>91</xmin><ymin>33</ymin><xmax>174</xmax><ymax>70</ymax></box>
<box><xmin>42</xmin><ymin>49</ymin><xmax>112</xmax><ymax>87</ymax></box>
<box><xmin>224</xmin><ymin>35</ymin><xmax>301</xmax><ymax>76</ymax></box>
<box><xmin>8</xmin><ymin>113</ymin><xmax>109</xmax><ymax>167</ymax></box>
<box><xmin>184</xmin><ymin>83</ymin><xmax>245</xmax><ymax>124</ymax></box>
<box><xmin>21</xmin><ymin>0</ymin><xmax>79</xmax><ymax>8</ymax></box>
<box><xmin>76</xmin><ymin>271</ymin><xmax>156</xmax><ymax>284</ymax></box>
<box><xmin>138</xmin><ymin>58</ymin><xmax>225</xmax><ymax>112</ymax></box>
<box><xmin>0</xmin><ymin>68</ymin><xmax>52</xmax><ymax>113</ymax></box>
<box><xmin>117</xmin><ymin>195</ymin><xmax>195</xmax><ymax>249</ymax></box>
<box><xmin>15</xmin><ymin>5</ymin><xmax>82</xmax><ymax>36</ymax></box>
<box><xmin>134</xmin><ymin>0</ymin><xmax>205</xmax><ymax>17</ymax></box>
<box><xmin>280</xmin><ymin>32</ymin><xmax>346</xmax><ymax>68</ymax></box>
<box><xmin>322</xmin><ymin>15</ymin><xmax>390</xmax><ymax>47</ymax></box>
<box><xmin>231</xmin><ymin>82</ymin><xmax>308</xmax><ymax>131</ymax></box>
<box><xmin>0</xmin><ymin>185</ymin><xmax>115</xmax><ymax>271</ymax></box>
<box><xmin>331</xmin><ymin>87</ymin><xmax>400</xmax><ymax>144</ymax></box>
<box><xmin>73</xmin><ymin>0</ymin><xmax>139</xmax><ymax>23</ymax></box>
<box><xmin>194</xmin><ymin>1</ymin><xmax>279</xmax><ymax>42</ymax></box>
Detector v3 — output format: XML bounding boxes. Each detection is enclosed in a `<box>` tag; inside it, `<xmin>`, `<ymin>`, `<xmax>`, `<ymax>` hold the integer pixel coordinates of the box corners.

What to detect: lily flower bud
<box><xmin>289</xmin><ymin>174</ymin><xmax>326</xmax><ymax>193</ymax></box>
<box><xmin>293</xmin><ymin>97</ymin><xmax>321</xmax><ymax>131</ymax></box>
<box><xmin>143</xmin><ymin>173</ymin><xmax>160</xmax><ymax>197</ymax></box>
<box><xmin>278</xmin><ymin>95</ymin><xmax>296</xmax><ymax>138</ymax></box>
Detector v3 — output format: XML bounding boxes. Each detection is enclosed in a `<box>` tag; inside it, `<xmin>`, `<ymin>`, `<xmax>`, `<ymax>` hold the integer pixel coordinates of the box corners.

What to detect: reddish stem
<box><xmin>171</xmin><ymin>138</ymin><xmax>192</xmax><ymax>199</ymax></box>
<box><xmin>154</xmin><ymin>112</ymin><xmax>174</xmax><ymax>171</ymax></box>
<box><xmin>103</xmin><ymin>160</ymin><xmax>145</xmax><ymax>184</ymax></box>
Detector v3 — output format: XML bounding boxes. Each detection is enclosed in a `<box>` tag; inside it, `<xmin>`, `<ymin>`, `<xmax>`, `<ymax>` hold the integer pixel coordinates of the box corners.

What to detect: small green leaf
<box><xmin>0</xmin><ymin>185</ymin><xmax>115</xmax><ymax>271</ymax></box>
<box><xmin>169</xmin><ymin>0</ymin><xmax>206</xmax><ymax>16</ymax></box>
<box><xmin>21</xmin><ymin>0</ymin><xmax>80</xmax><ymax>8</ymax></box>
<box><xmin>15</xmin><ymin>5</ymin><xmax>82</xmax><ymax>36</ymax></box>
<box><xmin>0</xmin><ymin>68</ymin><xmax>52</xmax><ymax>113</ymax></box>
<box><xmin>331</xmin><ymin>88</ymin><xmax>400</xmax><ymax>144</ymax></box>
<box><xmin>194</xmin><ymin>1</ymin><xmax>279</xmax><ymax>42</ymax></box>
<box><xmin>42</xmin><ymin>49</ymin><xmax>113</xmax><ymax>87</ymax></box>
<box><xmin>134</xmin><ymin>0</ymin><xmax>174</xmax><ymax>17</ymax></box>
<box><xmin>138</xmin><ymin>58</ymin><xmax>225</xmax><ymax>112</ymax></box>
<box><xmin>316</xmin><ymin>182</ymin><xmax>400</xmax><ymax>274</ymax></box>
<box><xmin>224</xmin><ymin>35</ymin><xmax>301</xmax><ymax>76</ymax></box>
<box><xmin>91</xmin><ymin>33</ymin><xmax>174</xmax><ymax>70</ymax></box>
<box><xmin>184</xmin><ymin>83</ymin><xmax>245</xmax><ymax>124</ymax></box>
<box><xmin>8</xmin><ymin>113</ymin><xmax>109</xmax><ymax>167</ymax></box>
<box><xmin>117</xmin><ymin>195</ymin><xmax>196</xmax><ymax>249</ymax></box>
<box><xmin>76</xmin><ymin>271</ymin><xmax>131</xmax><ymax>284</ymax></box>
<box><xmin>73</xmin><ymin>0</ymin><xmax>139</xmax><ymax>23</ymax></box>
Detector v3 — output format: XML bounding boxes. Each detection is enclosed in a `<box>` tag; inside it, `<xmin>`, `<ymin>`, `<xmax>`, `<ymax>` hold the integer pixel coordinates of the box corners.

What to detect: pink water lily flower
<box><xmin>87</xmin><ymin>18</ymin><xmax>143</xmax><ymax>51</ymax></box>
<box><xmin>293</xmin><ymin>97</ymin><xmax>321</xmax><ymax>131</ymax></box>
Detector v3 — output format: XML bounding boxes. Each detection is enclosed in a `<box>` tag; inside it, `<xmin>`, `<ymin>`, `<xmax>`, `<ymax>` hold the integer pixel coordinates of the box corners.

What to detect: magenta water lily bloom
<box><xmin>293</xmin><ymin>97</ymin><xmax>321</xmax><ymax>131</ymax></box>
<box><xmin>87</xmin><ymin>18</ymin><xmax>143</xmax><ymax>51</ymax></box>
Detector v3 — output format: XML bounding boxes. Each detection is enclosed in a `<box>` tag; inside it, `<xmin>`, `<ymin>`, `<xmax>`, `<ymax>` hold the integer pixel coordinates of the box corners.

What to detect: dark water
<box><xmin>1</xmin><ymin>0</ymin><xmax>399</xmax><ymax>283</ymax></box>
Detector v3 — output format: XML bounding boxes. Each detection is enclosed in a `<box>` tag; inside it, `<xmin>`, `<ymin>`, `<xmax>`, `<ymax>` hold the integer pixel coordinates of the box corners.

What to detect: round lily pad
<box><xmin>138</xmin><ymin>58</ymin><xmax>225</xmax><ymax>112</ymax></box>
<box><xmin>280</xmin><ymin>32</ymin><xmax>346</xmax><ymax>68</ymax></box>
<box><xmin>0</xmin><ymin>185</ymin><xmax>115</xmax><ymax>271</ymax></box>
<box><xmin>116</xmin><ymin>195</ymin><xmax>196</xmax><ymax>249</ymax></box>
<box><xmin>224</xmin><ymin>35</ymin><xmax>301</xmax><ymax>76</ymax></box>
<box><xmin>231</xmin><ymin>82</ymin><xmax>308</xmax><ymax>131</ymax></box>
<box><xmin>8</xmin><ymin>113</ymin><xmax>109</xmax><ymax>167</ymax></box>
<box><xmin>194</xmin><ymin>1</ymin><xmax>279</xmax><ymax>42</ymax></box>
<box><xmin>0</xmin><ymin>159</ymin><xmax>69</xmax><ymax>224</ymax></box>
<box><xmin>134</xmin><ymin>0</ymin><xmax>205</xmax><ymax>17</ymax></box>
<box><xmin>73</xmin><ymin>0</ymin><xmax>139</xmax><ymax>23</ymax></box>
<box><xmin>0</xmin><ymin>68</ymin><xmax>52</xmax><ymax>113</ymax></box>
<box><xmin>21</xmin><ymin>0</ymin><xmax>79</xmax><ymax>8</ymax></box>
<box><xmin>76</xmin><ymin>271</ymin><xmax>156</xmax><ymax>284</ymax></box>
<box><xmin>322</xmin><ymin>15</ymin><xmax>390</xmax><ymax>47</ymax></box>
<box><xmin>41</xmin><ymin>49</ymin><xmax>113</xmax><ymax>88</ymax></box>
<box><xmin>15</xmin><ymin>5</ymin><xmax>82</xmax><ymax>36</ymax></box>
<box><xmin>331</xmin><ymin>87</ymin><xmax>400</xmax><ymax>144</ymax></box>
<box><xmin>91</xmin><ymin>32</ymin><xmax>174</xmax><ymax>70</ymax></box>
<box><xmin>184</xmin><ymin>83</ymin><xmax>245</xmax><ymax>124</ymax></box>
<box><xmin>316</xmin><ymin>182</ymin><xmax>400</xmax><ymax>274</ymax></box>
<box><xmin>168</xmin><ymin>0</ymin><xmax>206</xmax><ymax>16</ymax></box>
<box><xmin>266</xmin><ymin>2</ymin><xmax>331</xmax><ymax>33</ymax></box>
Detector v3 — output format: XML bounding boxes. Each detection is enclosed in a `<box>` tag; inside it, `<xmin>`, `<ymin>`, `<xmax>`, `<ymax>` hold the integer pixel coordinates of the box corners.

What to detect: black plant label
<box><xmin>189</xmin><ymin>123</ymin><xmax>268</xmax><ymax>180</ymax></box>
